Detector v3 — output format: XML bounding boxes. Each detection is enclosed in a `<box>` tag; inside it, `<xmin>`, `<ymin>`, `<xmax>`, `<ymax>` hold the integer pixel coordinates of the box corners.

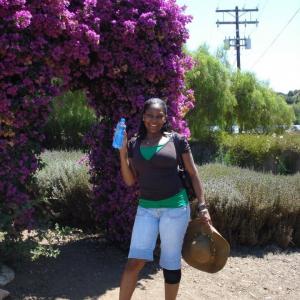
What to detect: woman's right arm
<box><xmin>119</xmin><ymin>133</ymin><xmax>136</xmax><ymax>186</ymax></box>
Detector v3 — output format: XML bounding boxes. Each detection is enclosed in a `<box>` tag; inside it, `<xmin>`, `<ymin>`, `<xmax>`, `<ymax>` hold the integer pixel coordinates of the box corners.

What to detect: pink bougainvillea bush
<box><xmin>0</xmin><ymin>0</ymin><xmax>194</xmax><ymax>244</ymax></box>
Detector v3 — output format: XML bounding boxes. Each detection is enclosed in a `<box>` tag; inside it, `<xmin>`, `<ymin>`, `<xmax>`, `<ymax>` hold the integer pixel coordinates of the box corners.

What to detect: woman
<box><xmin>118</xmin><ymin>98</ymin><xmax>212</xmax><ymax>300</ymax></box>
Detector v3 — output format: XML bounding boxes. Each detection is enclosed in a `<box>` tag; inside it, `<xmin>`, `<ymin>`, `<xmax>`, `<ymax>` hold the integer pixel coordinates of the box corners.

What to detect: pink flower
<box><xmin>84</xmin><ymin>0</ymin><xmax>97</xmax><ymax>8</ymax></box>
<box><xmin>1</xmin><ymin>0</ymin><xmax>194</xmax><ymax>245</ymax></box>
<box><xmin>123</xmin><ymin>20</ymin><xmax>136</xmax><ymax>35</ymax></box>
<box><xmin>85</xmin><ymin>29</ymin><xmax>100</xmax><ymax>46</ymax></box>
<box><xmin>14</xmin><ymin>10</ymin><xmax>32</xmax><ymax>29</ymax></box>
<box><xmin>6</xmin><ymin>86</ymin><xmax>18</xmax><ymax>96</ymax></box>
<box><xmin>77</xmin><ymin>154</ymin><xmax>89</xmax><ymax>166</ymax></box>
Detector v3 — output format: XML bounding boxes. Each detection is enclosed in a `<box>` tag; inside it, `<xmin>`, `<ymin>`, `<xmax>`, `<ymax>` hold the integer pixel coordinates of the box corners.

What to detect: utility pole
<box><xmin>216</xmin><ymin>6</ymin><xmax>259</xmax><ymax>69</ymax></box>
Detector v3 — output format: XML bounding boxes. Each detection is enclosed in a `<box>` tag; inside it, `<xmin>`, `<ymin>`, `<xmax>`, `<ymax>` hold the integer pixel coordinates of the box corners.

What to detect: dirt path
<box><xmin>6</xmin><ymin>235</ymin><xmax>300</xmax><ymax>300</ymax></box>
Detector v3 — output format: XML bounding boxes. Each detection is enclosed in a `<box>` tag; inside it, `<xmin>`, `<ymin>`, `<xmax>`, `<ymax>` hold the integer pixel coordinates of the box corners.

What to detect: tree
<box><xmin>231</xmin><ymin>71</ymin><xmax>258</xmax><ymax>131</ymax></box>
<box><xmin>185</xmin><ymin>46</ymin><xmax>236</xmax><ymax>138</ymax></box>
<box><xmin>272</xmin><ymin>94</ymin><xmax>295</xmax><ymax>130</ymax></box>
<box><xmin>215</xmin><ymin>46</ymin><xmax>231</xmax><ymax>70</ymax></box>
<box><xmin>231</xmin><ymin>71</ymin><xmax>294</xmax><ymax>132</ymax></box>
<box><xmin>292</xmin><ymin>102</ymin><xmax>300</xmax><ymax>124</ymax></box>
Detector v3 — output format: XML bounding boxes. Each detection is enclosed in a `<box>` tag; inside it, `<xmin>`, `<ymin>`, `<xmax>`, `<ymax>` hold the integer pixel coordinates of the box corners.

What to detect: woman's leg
<box><xmin>119</xmin><ymin>206</ymin><xmax>159</xmax><ymax>300</ymax></box>
<box><xmin>119</xmin><ymin>258</ymin><xmax>146</xmax><ymax>300</ymax></box>
<box><xmin>164</xmin><ymin>283</ymin><xmax>180</xmax><ymax>300</ymax></box>
<box><xmin>159</xmin><ymin>205</ymin><xmax>190</xmax><ymax>300</ymax></box>
<box><xmin>163</xmin><ymin>269</ymin><xmax>181</xmax><ymax>300</ymax></box>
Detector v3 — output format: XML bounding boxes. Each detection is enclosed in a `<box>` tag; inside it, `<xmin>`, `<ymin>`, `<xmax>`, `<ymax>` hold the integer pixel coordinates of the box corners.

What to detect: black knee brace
<box><xmin>163</xmin><ymin>268</ymin><xmax>181</xmax><ymax>284</ymax></box>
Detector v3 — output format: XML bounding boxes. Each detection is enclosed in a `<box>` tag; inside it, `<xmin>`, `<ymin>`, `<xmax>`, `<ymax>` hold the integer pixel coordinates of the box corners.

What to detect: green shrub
<box><xmin>218</xmin><ymin>133</ymin><xmax>300</xmax><ymax>174</ymax></box>
<box><xmin>33</xmin><ymin>150</ymin><xmax>93</xmax><ymax>228</ymax></box>
<box><xmin>292</xmin><ymin>102</ymin><xmax>300</xmax><ymax>124</ymax></box>
<box><xmin>199</xmin><ymin>163</ymin><xmax>300</xmax><ymax>247</ymax></box>
<box><xmin>43</xmin><ymin>90</ymin><xmax>96</xmax><ymax>150</ymax></box>
<box><xmin>0</xmin><ymin>224</ymin><xmax>77</xmax><ymax>265</ymax></box>
<box><xmin>32</xmin><ymin>150</ymin><xmax>300</xmax><ymax>248</ymax></box>
<box><xmin>189</xmin><ymin>131</ymin><xmax>225</xmax><ymax>164</ymax></box>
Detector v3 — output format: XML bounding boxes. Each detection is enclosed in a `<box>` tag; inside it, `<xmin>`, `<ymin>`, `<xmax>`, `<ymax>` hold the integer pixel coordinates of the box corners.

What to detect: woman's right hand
<box><xmin>119</xmin><ymin>131</ymin><xmax>128</xmax><ymax>157</ymax></box>
<box><xmin>118</xmin><ymin>132</ymin><xmax>136</xmax><ymax>186</ymax></box>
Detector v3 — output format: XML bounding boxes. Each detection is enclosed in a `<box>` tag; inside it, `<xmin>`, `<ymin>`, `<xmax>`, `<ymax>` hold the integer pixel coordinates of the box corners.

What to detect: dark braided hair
<box><xmin>138</xmin><ymin>98</ymin><xmax>172</xmax><ymax>139</ymax></box>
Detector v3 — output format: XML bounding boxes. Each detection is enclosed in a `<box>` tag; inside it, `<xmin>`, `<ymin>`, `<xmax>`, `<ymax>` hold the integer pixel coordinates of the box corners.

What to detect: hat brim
<box><xmin>182</xmin><ymin>219</ymin><xmax>230</xmax><ymax>273</ymax></box>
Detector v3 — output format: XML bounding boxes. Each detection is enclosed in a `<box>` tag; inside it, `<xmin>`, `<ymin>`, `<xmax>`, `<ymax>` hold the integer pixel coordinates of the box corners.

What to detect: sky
<box><xmin>176</xmin><ymin>0</ymin><xmax>300</xmax><ymax>93</ymax></box>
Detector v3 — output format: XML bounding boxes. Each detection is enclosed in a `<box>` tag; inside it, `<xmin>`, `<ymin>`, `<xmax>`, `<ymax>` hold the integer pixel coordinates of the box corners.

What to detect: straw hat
<box><xmin>182</xmin><ymin>219</ymin><xmax>230</xmax><ymax>273</ymax></box>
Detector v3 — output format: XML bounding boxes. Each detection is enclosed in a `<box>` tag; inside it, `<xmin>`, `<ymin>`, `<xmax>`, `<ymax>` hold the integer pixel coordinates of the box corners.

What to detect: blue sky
<box><xmin>176</xmin><ymin>0</ymin><xmax>300</xmax><ymax>93</ymax></box>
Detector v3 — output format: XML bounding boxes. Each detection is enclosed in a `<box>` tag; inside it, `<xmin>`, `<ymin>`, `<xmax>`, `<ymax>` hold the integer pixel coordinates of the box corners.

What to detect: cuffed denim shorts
<box><xmin>128</xmin><ymin>205</ymin><xmax>190</xmax><ymax>270</ymax></box>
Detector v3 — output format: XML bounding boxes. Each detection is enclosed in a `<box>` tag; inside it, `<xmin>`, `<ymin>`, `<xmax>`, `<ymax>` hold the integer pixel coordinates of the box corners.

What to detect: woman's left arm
<box><xmin>182</xmin><ymin>152</ymin><xmax>212</xmax><ymax>224</ymax></box>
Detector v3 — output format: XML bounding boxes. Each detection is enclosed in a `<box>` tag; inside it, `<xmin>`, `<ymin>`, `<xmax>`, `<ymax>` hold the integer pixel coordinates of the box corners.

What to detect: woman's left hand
<box><xmin>197</xmin><ymin>209</ymin><xmax>212</xmax><ymax>225</ymax></box>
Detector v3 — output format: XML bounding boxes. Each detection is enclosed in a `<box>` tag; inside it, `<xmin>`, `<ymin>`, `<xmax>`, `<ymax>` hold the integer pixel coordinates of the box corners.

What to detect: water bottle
<box><xmin>112</xmin><ymin>118</ymin><xmax>126</xmax><ymax>149</ymax></box>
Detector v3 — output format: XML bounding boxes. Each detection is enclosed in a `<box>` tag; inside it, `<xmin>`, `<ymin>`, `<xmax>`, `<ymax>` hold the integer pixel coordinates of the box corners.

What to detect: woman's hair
<box><xmin>138</xmin><ymin>98</ymin><xmax>172</xmax><ymax>139</ymax></box>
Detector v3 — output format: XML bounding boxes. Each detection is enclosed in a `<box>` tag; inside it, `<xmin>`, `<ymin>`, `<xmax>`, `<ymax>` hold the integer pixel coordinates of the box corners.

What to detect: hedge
<box><xmin>33</xmin><ymin>151</ymin><xmax>300</xmax><ymax>248</ymax></box>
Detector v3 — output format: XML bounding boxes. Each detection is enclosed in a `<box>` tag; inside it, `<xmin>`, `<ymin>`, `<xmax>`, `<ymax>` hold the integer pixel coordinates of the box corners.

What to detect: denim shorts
<box><xmin>128</xmin><ymin>205</ymin><xmax>190</xmax><ymax>270</ymax></box>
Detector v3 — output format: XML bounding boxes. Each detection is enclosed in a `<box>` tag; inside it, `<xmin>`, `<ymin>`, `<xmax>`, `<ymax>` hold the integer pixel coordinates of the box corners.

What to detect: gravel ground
<box><xmin>6</xmin><ymin>235</ymin><xmax>300</xmax><ymax>300</ymax></box>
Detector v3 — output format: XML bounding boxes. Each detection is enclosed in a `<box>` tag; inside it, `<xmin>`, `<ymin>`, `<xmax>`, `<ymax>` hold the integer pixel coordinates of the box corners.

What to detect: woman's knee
<box><xmin>124</xmin><ymin>259</ymin><xmax>146</xmax><ymax>274</ymax></box>
<box><xmin>163</xmin><ymin>268</ymin><xmax>181</xmax><ymax>284</ymax></box>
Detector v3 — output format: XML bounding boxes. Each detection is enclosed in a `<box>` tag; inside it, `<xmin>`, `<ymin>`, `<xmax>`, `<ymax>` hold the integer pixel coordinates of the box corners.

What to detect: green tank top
<box><xmin>140</xmin><ymin>143</ymin><xmax>166</xmax><ymax>160</ymax></box>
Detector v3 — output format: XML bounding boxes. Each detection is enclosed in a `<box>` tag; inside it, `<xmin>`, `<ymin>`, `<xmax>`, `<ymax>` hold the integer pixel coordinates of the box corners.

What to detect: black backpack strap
<box><xmin>127</xmin><ymin>135</ymin><xmax>140</xmax><ymax>177</ymax></box>
<box><xmin>128</xmin><ymin>135</ymin><xmax>139</xmax><ymax>155</ymax></box>
<box><xmin>173</xmin><ymin>132</ymin><xmax>184</xmax><ymax>170</ymax></box>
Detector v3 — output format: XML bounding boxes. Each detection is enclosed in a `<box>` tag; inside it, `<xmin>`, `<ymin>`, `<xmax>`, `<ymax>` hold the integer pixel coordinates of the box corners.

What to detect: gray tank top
<box><xmin>128</xmin><ymin>132</ymin><xmax>191</xmax><ymax>200</ymax></box>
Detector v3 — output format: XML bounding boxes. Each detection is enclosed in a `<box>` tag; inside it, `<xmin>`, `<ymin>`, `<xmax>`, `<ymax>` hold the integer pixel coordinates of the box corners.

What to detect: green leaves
<box><xmin>184</xmin><ymin>46</ymin><xmax>295</xmax><ymax>137</ymax></box>
<box><xmin>185</xmin><ymin>46</ymin><xmax>236</xmax><ymax>138</ymax></box>
<box><xmin>43</xmin><ymin>90</ymin><xmax>97</xmax><ymax>149</ymax></box>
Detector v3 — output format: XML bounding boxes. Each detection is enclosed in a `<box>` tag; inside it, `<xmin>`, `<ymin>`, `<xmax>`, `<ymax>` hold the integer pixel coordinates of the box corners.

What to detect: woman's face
<box><xmin>143</xmin><ymin>104</ymin><xmax>166</xmax><ymax>134</ymax></box>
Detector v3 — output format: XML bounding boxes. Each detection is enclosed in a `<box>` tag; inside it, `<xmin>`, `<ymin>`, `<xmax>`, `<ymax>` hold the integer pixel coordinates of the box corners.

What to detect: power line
<box><xmin>251</xmin><ymin>6</ymin><xmax>300</xmax><ymax>68</ymax></box>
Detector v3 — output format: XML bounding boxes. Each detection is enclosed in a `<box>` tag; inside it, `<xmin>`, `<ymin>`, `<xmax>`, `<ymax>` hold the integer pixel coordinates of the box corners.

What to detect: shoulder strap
<box><xmin>127</xmin><ymin>135</ymin><xmax>140</xmax><ymax>158</ymax></box>
<box><xmin>128</xmin><ymin>134</ymin><xmax>139</xmax><ymax>147</ymax></box>
<box><xmin>127</xmin><ymin>135</ymin><xmax>140</xmax><ymax>176</ymax></box>
<box><xmin>173</xmin><ymin>132</ymin><xmax>184</xmax><ymax>170</ymax></box>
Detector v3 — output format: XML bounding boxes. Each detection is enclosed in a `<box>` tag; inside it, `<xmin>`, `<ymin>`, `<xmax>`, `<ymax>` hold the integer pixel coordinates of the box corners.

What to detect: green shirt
<box><xmin>140</xmin><ymin>143</ymin><xmax>167</xmax><ymax>160</ymax></box>
<box><xmin>139</xmin><ymin>188</ymin><xmax>189</xmax><ymax>208</ymax></box>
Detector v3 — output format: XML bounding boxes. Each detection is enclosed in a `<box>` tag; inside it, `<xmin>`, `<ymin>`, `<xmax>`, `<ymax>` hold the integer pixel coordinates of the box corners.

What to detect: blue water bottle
<box><xmin>112</xmin><ymin>118</ymin><xmax>126</xmax><ymax>149</ymax></box>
